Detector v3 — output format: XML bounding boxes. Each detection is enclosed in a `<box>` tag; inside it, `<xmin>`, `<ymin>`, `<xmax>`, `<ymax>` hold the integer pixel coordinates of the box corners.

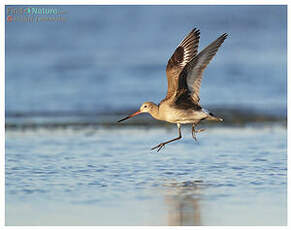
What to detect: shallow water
<box><xmin>6</xmin><ymin>125</ymin><xmax>287</xmax><ymax>225</ymax></box>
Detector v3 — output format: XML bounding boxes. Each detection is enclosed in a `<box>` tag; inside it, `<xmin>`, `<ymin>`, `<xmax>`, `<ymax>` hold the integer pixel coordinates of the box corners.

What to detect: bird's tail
<box><xmin>202</xmin><ymin>109</ymin><xmax>223</xmax><ymax>122</ymax></box>
<box><xmin>207</xmin><ymin>114</ymin><xmax>223</xmax><ymax>122</ymax></box>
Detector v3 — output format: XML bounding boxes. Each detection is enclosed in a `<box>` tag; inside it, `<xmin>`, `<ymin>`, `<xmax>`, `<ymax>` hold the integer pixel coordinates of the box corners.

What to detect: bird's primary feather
<box><xmin>181</xmin><ymin>33</ymin><xmax>228</xmax><ymax>104</ymax></box>
<box><xmin>165</xmin><ymin>28</ymin><xmax>200</xmax><ymax>100</ymax></box>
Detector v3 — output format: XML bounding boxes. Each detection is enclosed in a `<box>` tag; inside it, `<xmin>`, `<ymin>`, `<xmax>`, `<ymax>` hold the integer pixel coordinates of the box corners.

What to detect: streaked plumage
<box><xmin>118</xmin><ymin>28</ymin><xmax>228</xmax><ymax>152</ymax></box>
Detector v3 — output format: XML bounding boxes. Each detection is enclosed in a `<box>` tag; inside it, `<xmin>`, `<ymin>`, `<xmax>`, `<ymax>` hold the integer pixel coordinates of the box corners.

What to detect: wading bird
<box><xmin>118</xmin><ymin>28</ymin><xmax>228</xmax><ymax>152</ymax></box>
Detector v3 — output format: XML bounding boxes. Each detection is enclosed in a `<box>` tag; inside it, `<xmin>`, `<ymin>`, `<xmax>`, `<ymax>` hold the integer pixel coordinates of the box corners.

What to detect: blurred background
<box><xmin>5</xmin><ymin>5</ymin><xmax>287</xmax><ymax>226</ymax></box>
<box><xmin>6</xmin><ymin>5</ymin><xmax>287</xmax><ymax>127</ymax></box>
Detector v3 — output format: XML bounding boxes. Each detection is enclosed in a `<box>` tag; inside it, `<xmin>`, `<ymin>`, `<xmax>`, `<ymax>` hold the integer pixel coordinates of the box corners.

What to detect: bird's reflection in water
<box><xmin>164</xmin><ymin>180</ymin><xmax>204</xmax><ymax>226</ymax></box>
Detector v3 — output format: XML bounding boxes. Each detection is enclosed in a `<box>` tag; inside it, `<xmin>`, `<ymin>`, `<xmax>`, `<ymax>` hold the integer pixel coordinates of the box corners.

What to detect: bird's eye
<box><xmin>144</xmin><ymin>105</ymin><xmax>147</xmax><ymax>108</ymax></box>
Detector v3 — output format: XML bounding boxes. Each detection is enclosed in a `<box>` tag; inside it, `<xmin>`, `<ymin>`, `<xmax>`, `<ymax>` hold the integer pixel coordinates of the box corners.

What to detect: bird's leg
<box><xmin>192</xmin><ymin>124</ymin><xmax>206</xmax><ymax>142</ymax></box>
<box><xmin>192</xmin><ymin>124</ymin><xmax>197</xmax><ymax>141</ymax></box>
<box><xmin>151</xmin><ymin>124</ymin><xmax>182</xmax><ymax>152</ymax></box>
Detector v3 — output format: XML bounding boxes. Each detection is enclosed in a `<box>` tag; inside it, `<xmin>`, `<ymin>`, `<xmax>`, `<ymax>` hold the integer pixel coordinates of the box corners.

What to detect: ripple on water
<box><xmin>5</xmin><ymin>125</ymin><xmax>287</xmax><ymax>225</ymax></box>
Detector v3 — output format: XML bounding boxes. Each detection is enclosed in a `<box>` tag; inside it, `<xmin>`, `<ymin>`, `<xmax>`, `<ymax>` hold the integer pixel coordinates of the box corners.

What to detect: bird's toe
<box><xmin>196</xmin><ymin>128</ymin><xmax>206</xmax><ymax>133</ymax></box>
<box><xmin>151</xmin><ymin>143</ymin><xmax>165</xmax><ymax>152</ymax></box>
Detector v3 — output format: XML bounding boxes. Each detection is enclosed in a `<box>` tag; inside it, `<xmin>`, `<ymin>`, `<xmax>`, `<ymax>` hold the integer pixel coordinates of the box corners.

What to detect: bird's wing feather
<box><xmin>165</xmin><ymin>28</ymin><xmax>200</xmax><ymax>99</ymax></box>
<box><xmin>182</xmin><ymin>33</ymin><xmax>228</xmax><ymax>104</ymax></box>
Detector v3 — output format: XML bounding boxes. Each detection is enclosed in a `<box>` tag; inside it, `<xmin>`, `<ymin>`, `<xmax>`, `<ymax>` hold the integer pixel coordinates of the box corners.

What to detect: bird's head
<box><xmin>118</xmin><ymin>102</ymin><xmax>156</xmax><ymax>122</ymax></box>
<box><xmin>139</xmin><ymin>102</ymin><xmax>155</xmax><ymax>113</ymax></box>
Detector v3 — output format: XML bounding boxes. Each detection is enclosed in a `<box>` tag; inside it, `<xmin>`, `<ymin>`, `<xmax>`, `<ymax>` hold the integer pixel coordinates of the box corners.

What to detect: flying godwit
<box><xmin>118</xmin><ymin>28</ymin><xmax>228</xmax><ymax>152</ymax></box>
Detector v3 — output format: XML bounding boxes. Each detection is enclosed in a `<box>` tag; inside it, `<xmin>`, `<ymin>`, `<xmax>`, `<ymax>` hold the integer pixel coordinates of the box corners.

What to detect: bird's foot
<box><xmin>151</xmin><ymin>143</ymin><xmax>166</xmax><ymax>152</ymax></box>
<box><xmin>192</xmin><ymin>129</ymin><xmax>206</xmax><ymax>142</ymax></box>
<box><xmin>196</xmin><ymin>128</ymin><xmax>206</xmax><ymax>133</ymax></box>
<box><xmin>192</xmin><ymin>132</ymin><xmax>197</xmax><ymax>141</ymax></box>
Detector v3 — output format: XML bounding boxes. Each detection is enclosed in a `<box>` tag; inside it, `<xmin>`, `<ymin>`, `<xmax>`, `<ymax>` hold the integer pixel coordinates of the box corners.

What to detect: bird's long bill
<box><xmin>118</xmin><ymin>110</ymin><xmax>141</xmax><ymax>122</ymax></box>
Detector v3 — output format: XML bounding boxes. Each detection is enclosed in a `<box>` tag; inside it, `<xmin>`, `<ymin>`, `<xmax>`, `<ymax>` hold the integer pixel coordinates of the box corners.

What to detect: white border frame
<box><xmin>1</xmin><ymin>1</ymin><xmax>289</xmax><ymax>230</ymax></box>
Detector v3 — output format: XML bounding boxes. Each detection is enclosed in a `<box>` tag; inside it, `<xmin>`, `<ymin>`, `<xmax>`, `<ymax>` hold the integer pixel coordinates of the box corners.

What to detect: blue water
<box><xmin>6</xmin><ymin>5</ymin><xmax>287</xmax><ymax>115</ymax></box>
<box><xmin>6</xmin><ymin>126</ymin><xmax>287</xmax><ymax>225</ymax></box>
<box><xmin>5</xmin><ymin>5</ymin><xmax>287</xmax><ymax>226</ymax></box>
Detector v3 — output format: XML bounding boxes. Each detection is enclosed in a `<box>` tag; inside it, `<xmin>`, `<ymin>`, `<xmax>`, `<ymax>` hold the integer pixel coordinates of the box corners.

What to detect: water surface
<box><xmin>6</xmin><ymin>125</ymin><xmax>287</xmax><ymax>225</ymax></box>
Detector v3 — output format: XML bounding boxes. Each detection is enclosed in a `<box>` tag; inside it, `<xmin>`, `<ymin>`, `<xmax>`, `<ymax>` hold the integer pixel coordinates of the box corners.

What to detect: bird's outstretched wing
<box><xmin>178</xmin><ymin>33</ymin><xmax>228</xmax><ymax>104</ymax></box>
<box><xmin>165</xmin><ymin>28</ymin><xmax>200</xmax><ymax>99</ymax></box>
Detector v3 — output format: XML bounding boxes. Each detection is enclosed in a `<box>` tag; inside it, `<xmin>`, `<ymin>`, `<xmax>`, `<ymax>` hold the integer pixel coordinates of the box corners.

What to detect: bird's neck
<box><xmin>149</xmin><ymin>103</ymin><xmax>161</xmax><ymax>120</ymax></box>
